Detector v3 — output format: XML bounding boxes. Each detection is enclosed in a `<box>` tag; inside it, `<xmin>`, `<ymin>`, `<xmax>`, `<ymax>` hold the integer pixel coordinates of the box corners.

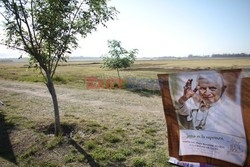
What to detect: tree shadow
<box><xmin>38</xmin><ymin>122</ymin><xmax>77</xmax><ymax>137</ymax></box>
<box><xmin>68</xmin><ymin>139</ymin><xmax>100</xmax><ymax>167</ymax></box>
<box><xmin>0</xmin><ymin>113</ymin><xmax>17</xmax><ymax>165</ymax></box>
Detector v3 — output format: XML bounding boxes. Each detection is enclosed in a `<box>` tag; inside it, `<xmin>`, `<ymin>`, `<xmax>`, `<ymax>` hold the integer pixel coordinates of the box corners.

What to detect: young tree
<box><xmin>0</xmin><ymin>0</ymin><xmax>117</xmax><ymax>136</ymax></box>
<box><xmin>102</xmin><ymin>40</ymin><xmax>138</xmax><ymax>78</ymax></box>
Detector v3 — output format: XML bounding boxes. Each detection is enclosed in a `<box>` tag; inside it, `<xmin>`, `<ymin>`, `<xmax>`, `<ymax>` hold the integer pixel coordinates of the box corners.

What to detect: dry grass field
<box><xmin>0</xmin><ymin>58</ymin><xmax>250</xmax><ymax>167</ymax></box>
<box><xmin>1</xmin><ymin>58</ymin><xmax>250</xmax><ymax>89</ymax></box>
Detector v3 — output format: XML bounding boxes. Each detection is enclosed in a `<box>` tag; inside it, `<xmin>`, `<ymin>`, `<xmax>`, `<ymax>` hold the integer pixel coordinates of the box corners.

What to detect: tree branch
<box><xmin>0</xmin><ymin>42</ymin><xmax>26</xmax><ymax>51</ymax></box>
<box><xmin>13</xmin><ymin>3</ymin><xmax>31</xmax><ymax>54</ymax></box>
<box><xmin>39</xmin><ymin>66</ymin><xmax>47</xmax><ymax>84</ymax></box>
<box><xmin>18</xmin><ymin>0</ymin><xmax>36</xmax><ymax>51</ymax></box>
<box><xmin>30</xmin><ymin>0</ymin><xmax>39</xmax><ymax>48</ymax></box>
<box><xmin>0</xmin><ymin>12</ymin><xmax>8</xmax><ymax>21</ymax></box>
<box><xmin>57</xmin><ymin>0</ymin><xmax>85</xmax><ymax>57</ymax></box>
<box><xmin>51</xmin><ymin>57</ymin><xmax>60</xmax><ymax>79</ymax></box>
<box><xmin>48</xmin><ymin>36</ymin><xmax>52</xmax><ymax>74</ymax></box>
<box><xmin>16</xmin><ymin>0</ymin><xmax>47</xmax><ymax>72</ymax></box>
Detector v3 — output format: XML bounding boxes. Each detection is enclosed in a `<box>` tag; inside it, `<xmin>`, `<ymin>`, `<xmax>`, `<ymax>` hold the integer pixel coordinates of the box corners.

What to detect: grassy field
<box><xmin>0</xmin><ymin>58</ymin><xmax>250</xmax><ymax>167</ymax></box>
<box><xmin>1</xmin><ymin>58</ymin><xmax>250</xmax><ymax>89</ymax></box>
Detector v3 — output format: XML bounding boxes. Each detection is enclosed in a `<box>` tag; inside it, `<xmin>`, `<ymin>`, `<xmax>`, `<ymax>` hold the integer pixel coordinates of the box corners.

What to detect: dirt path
<box><xmin>0</xmin><ymin>79</ymin><xmax>165</xmax><ymax>129</ymax></box>
<box><xmin>0</xmin><ymin>79</ymin><xmax>162</xmax><ymax>109</ymax></box>
<box><xmin>0</xmin><ymin>79</ymin><xmax>110</xmax><ymax>105</ymax></box>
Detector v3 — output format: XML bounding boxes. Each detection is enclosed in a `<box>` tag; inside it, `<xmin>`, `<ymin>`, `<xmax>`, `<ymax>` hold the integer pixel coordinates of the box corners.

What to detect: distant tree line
<box><xmin>188</xmin><ymin>53</ymin><xmax>250</xmax><ymax>58</ymax></box>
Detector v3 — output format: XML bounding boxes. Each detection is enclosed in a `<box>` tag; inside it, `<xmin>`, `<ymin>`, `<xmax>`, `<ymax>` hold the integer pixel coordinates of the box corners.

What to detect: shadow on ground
<box><xmin>0</xmin><ymin>112</ymin><xmax>17</xmax><ymax>165</ymax></box>
<box><xmin>37</xmin><ymin>122</ymin><xmax>101</xmax><ymax>166</ymax></box>
<box><xmin>69</xmin><ymin>139</ymin><xmax>100</xmax><ymax>167</ymax></box>
<box><xmin>38</xmin><ymin>122</ymin><xmax>77</xmax><ymax>137</ymax></box>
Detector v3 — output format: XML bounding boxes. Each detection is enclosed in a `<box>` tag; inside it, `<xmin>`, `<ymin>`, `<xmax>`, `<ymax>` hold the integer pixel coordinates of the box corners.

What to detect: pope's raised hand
<box><xmin>178</xmin><ymin>79</ymin><xmax>199</xmax><ymax>104</ymax></box>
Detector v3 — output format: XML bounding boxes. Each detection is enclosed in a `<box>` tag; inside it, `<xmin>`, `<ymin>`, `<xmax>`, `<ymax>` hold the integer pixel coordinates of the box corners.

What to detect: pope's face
<box><xmin>198</xmin><ymin>78</ymin><xmax>223</xmax><ymax>105</ymax></box>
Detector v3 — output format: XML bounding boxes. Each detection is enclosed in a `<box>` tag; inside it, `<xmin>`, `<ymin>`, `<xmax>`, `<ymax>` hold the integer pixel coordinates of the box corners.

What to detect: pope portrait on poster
<box><xmin>168</xmin><ymin>70</ymin><xmax>247</xmax><ymax>166</ymax></box>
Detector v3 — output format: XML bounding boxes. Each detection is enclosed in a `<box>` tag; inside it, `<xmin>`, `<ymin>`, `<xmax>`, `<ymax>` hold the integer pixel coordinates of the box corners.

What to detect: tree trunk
<box><xmin>117</xmin><ymin>68</ymin><xmax>120</xmax><ymax>79</ymax></box>
<box><xmin>46</xmin><ymin>74</ymin><xmax>61</xmax><ymax>136</ymax></box>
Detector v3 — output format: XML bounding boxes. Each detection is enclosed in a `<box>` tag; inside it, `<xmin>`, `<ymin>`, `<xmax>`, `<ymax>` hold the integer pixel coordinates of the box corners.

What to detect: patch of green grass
<box><xmin>64</xmin><ymin>153</ymin><xmax>76</xmax><ymax>163</ymax></box>
<box><xmin>102</xmin><ymin>126</ymin><xmax>108</xmax><ymax>130</ymax></box>
<box><xmin>4</xmin><ymin>114</ymin><xmax>36</xmax><ymax>131</ymax></box>
<box><xmin>39</xmin><ymin>161</ymin><xmax>61</xmax><ymax>167</ymax></box>
<box><xmin>88</xmin><ymin>127</ymin><xmax>97</xmax><ymax>133</ymax></box>
<box><xmin>64</xmin><ymin>114</ymin><xmax>76</xmax><ymax>118</ymax></box>
<box><xmin>21</xmin><ymin>157</ymin><xmax>38</xmax><ymax>166</ymax></box>
<box><xmin>132</xmin><ymin>146</ymin><xmax>144</xmax><ymax>154</ymax></box>
<box><xmin>84</xmin><ymin>140</ymin><xmax>98</xmax><ymax>150</ymax></box>
<box><xmin>114</xmin><ymin>127</ymin><xmax>125</xmax><ymax>133</ymax></box>
<box><xmin>73</xmin><ymin>133</ymin><xmax>83</xmax><ymax>142</ymax></box>
<box><xmin>53</xmin><ymin>75</ymin><xmax>67</xmax><ymax>84</ymax></box>
<box><xmin>76</xmin><ymin>154</ymin><xmax>86</xmax><ymax>163</ymax></box>
<box><xmin>144</xmin><ymin>139</ymin><xmax>156</xmax><ymax>149</ymax></box>
<box><xmin>145</xmin><ymin>128</ymin><xmax>157</xmax><ymax>136</ymax></box>
<box><xmin>146</xmin><ymin>149</ymin><xmax>169</xmax><ymax>167</ymax></box>
<box><xmin>19</xmin><ymin>76</ymin><xmax>44</xmax><ymax>83</ymax></box>
<box><xmin>155</xmin><ymin>150</ymin><xmax>169</xmax><ymax>166</ymax></box>
<box><xmin>132</xmin><ymin>157</ymin><xmax>147</xmax><ymax>167</ymax></box>
<box><xmin>46</xmin><ymin>135</ymin><xmax>64</xmax><ymax>150</ymax></box>
<box><xmin>21</xmin><ymin>145</ymin><xmax>39</xmax><ymax>159</ymax></box>
<box><xmin>103</xmin><ymin>132</ymin><xmax>122</xmax><ymax>143</ymax></box>
<box><xmin>86</xmin><ymin>121</ymin><xmax>101</xmax><ymax>127</ymax></box>
<box><xmin>83</xmin><ymin>121</ymin><xmax>102</xmax><ymax>134</ymax></box>
<box><xmin>23</xmin><ymin>120</ymin><xmax>35</xmax><ymax>129</ymax></box>
<box><xmin>117</xmin><ymin>148</ymin><xmax>132</xmax><ymax>156</ymax></box>
<box><xmin>134</xmin><ymin>138</ymin><xmax>145</xmax><ymax>145</ymax></box>
<box><xmin>70</xmin><ymin>148</ymin><xmax>78</xmax><ymax>154</ymax></box>
<box><xmin>5</xmin><ymin>115</ymin><xmax>25</xmax><ymax>125</ymax></box>
<box><xmin>90</xmin><ymin>147</ymin><xmax>111</xmax><ymax>161</ymax></box>
<box><xmin>112</xmin><ymin>153</ymin><xmax>126</xmax><ymax>161</ymax></box>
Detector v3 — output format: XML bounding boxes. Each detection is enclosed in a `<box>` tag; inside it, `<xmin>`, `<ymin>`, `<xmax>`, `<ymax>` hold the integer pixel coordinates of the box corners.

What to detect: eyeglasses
<box><xmin>199</xmin><ymin>86</ymin><xmax>217</xmax><ymax>93</ymax></box>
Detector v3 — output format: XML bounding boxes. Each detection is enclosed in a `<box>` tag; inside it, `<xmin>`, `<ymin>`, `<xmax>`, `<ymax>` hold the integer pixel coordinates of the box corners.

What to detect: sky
<box><xmin>0</xmin><ymin>0</ymin><xmax>250</xmax><ymax>58</ymax></box>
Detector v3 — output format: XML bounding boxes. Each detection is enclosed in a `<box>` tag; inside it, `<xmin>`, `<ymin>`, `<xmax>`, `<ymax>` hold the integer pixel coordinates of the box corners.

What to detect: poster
<box><xmin>158</xmin><ymin>70</ymin><xmax>250</xmax><ymax>167</ymax></box>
